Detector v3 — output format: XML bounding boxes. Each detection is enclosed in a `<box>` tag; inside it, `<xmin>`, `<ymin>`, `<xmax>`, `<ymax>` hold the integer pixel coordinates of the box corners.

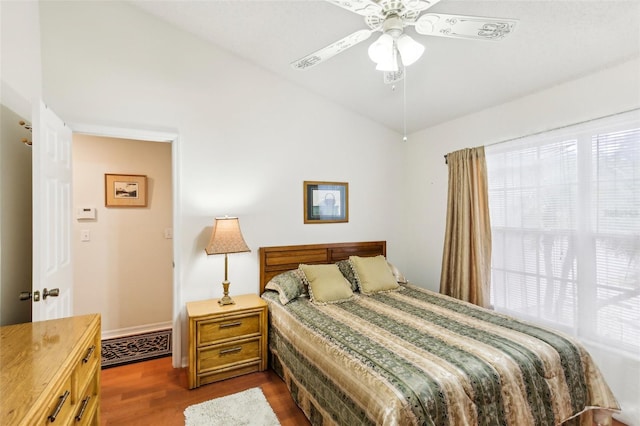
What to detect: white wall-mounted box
<box><xmin>76</xmin><ymin>207</ymin><xmax>97</xmax><ymax>220</ymax></box>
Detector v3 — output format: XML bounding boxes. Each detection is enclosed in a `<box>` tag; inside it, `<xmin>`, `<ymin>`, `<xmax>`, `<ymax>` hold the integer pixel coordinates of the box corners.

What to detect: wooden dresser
<box><xmin>187</xmin><ymin>294</ymin><xmax>267</xmax><ymax>389</ymax></box>
<box><xmin>0</xmin><ymin>314</ymin><xmax>101</xmax><ymax>425</ymax></box>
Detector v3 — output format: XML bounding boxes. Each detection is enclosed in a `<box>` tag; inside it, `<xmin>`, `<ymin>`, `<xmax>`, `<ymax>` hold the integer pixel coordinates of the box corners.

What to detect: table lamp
<box><xmin>205</xmin><ymin>216</ymin><xmax>250</xmax><ymax>305</ymax></box>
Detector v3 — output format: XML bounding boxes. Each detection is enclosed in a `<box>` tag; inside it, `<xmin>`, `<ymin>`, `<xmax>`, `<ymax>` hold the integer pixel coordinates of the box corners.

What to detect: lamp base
<box><xmin>218</xmin><ymin>295</ymin><xmax>235</xmax><ymax>306</ymax></box>
<box><xmin>218</xmin><ymin>280</ymin><xmax>235</xmax><ymax>306</ymax></box>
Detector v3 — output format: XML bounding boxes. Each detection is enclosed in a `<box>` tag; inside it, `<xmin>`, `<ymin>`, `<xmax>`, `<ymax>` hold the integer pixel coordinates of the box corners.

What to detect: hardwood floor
<box><xmin>100</xmin><ymin>356</ymin><xmax>310</xmax><ymax>425</ymax></box>
<box><xmin>102</xmin><ymin>356</ymin><xmax>626</xmax><ymax>426</ymax></box>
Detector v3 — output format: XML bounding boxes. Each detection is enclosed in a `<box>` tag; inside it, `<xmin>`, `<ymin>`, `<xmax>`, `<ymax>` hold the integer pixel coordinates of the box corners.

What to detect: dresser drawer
<box><xmin>74</xmin><ymin>396</ymin><xmax>99</xmax><ymax>426</ymax></box>
<box><xmin>197</xmin><ymin>312</ymin><xmax>260</xmax><ymax>345</ymax></box>
<box><xmin>74</xmin><ymin>341</ymin><xmax>99</xmax><ymax>399</ymax></box>
<box><xmin>198</xmin><ymin>337</ymin><xmax>261</xmax><ymax>372</ymax></box>
<box><xmin>38</xmin><ymin>376</ymin><xmax>73</xmax><ymax>425</ymax></box>
<box><xmin>74</xmin><ymin>363</ymin><xmax>99</xmax><ymax>425</ymax></box>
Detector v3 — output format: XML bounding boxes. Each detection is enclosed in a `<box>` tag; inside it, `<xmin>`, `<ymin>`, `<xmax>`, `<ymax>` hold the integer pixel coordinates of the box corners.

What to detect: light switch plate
<box><xmin>164</xmin><ymin>228</ymin><xmax>173</xmax><ymax>239</ymax></box>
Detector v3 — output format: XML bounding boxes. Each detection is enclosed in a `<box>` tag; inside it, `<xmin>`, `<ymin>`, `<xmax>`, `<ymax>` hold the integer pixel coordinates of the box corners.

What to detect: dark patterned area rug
<box><xmin>101</xmin><ymin>329</ymin><xmax>172</xmax><ymax>368</ymax></box>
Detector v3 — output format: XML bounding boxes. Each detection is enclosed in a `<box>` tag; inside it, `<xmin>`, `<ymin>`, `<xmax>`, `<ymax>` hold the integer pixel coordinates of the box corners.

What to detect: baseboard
<box><xmin>101</xmin><ymin>328</ymin><xmax>172</xmax><ymax>369</ymax></box>
<box><xmin>101</xmin><ymin>321</ymin><xmax>173</xmax><ymax>340</ymax></box>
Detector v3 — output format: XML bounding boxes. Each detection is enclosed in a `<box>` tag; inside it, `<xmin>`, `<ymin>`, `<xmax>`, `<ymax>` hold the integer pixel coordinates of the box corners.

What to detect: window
<box><xmin>486</xmin><ymin>110</ymin><xmax>640</xmax><ymax>356</ymax></box>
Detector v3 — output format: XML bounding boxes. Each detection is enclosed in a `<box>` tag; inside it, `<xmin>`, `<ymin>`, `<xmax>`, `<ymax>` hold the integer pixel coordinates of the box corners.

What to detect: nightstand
<box><xmin>186</xmin><ymin>293</ymin><xmax>268</xmax><ymax>389</ymax></box>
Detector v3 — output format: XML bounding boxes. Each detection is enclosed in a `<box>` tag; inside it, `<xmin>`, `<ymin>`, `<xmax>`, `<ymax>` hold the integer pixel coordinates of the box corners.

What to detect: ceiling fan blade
<box><xmin>415</xmin><ymin>13</ymin><xmax>518</xmax><ymax>41</ymax></box>
<box><xmin>324</xmin><ymin>0</ymin><xmax>382</xmax><ymax>17</ymax></box>
<box><xmin>403</xmin><ymin>0</ymin><xmax>443</xmax><ymax>12</ymax></box>
<box><xmin>290</xmin><ymin>29</ymin><xmax>373</xmax><ymax>70</ymax></box>
<box><xmin>396</xmin><ymin>0</ymin><xmax>443</xmax><ymax>24</ymax></box>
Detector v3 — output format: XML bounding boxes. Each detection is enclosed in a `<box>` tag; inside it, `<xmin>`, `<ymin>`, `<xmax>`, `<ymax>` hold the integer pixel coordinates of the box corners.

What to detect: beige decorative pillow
<box><xmin>299</xmin><ymin>264</ymin><xmax>354</xmax><ymax>305</ymax></box>
<box><xmin>349</xmin><ymin>255</ymin><xmax>400</xmax><ymax>294</ymax></box>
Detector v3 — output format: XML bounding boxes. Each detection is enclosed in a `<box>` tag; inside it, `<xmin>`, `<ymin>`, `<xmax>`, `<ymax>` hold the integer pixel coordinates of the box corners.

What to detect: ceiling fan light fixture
<box><xmin>397</xmin><ymin>34</ymin><xmax>425</xmax><ymax>66</ymax></box>
<box><xmin>290</xmin><ymin>2</ymin><xmax>518</xmax><ymax>72</ymax></box>
<box><xmin>368</xmin><ymin>33</ymin><xmax>394</xmax><ymax>64</ymax></box>
<box><xmin>375</xmin><ymin>58</ymin><xmax>399</xmax><ymax>72</ymax></box>
<box><xmin>375</xmin><ymin>44</ymin><xmax>400</xmax><ymax>72</ymax></box>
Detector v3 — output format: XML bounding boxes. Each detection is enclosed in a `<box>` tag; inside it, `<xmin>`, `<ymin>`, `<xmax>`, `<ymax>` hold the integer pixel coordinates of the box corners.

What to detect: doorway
<box><xmin>71</xmin><ymin>124</ymin><xmax>181</xmax><ymax>367</ymax></box>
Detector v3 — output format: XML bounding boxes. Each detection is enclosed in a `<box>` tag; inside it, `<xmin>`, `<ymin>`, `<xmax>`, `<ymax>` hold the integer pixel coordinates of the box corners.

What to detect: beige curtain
<box><xmin>440</xmin><ymin>147</ymin><xmax>492</xmax><ymax>308</ymax></box>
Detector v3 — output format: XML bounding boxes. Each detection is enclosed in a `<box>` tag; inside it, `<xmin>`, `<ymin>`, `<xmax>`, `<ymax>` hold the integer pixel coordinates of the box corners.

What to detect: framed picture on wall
<box><xmin>304</xmin><ymin>181</ymin><xmax>348</xmax><ymax>224</ymax></box>
<box><xmin>105</xmin><ymin>174</ymin><xmax>148</xmax><ymax>207</ymax></box>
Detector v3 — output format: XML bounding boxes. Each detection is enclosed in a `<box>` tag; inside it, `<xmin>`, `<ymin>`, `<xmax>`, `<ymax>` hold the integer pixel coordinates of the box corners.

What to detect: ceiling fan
<box><xmin>291</xmin><ymin>0</ymin><xmax>518</xmax><ymax>83</ymax></box>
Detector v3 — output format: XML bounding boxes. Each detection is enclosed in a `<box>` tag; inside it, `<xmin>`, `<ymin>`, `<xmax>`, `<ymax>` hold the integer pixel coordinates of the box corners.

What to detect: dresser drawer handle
<box><xmin>219</xmin><ymin>321</ymin><xmax>242</xmax><ymax>329</ymax></box>
<box><xmin>219</xmin><ymin>346</ymin><xmax>242</xmax><ymax>355</ymax></box>
<box><xmin>82</xmin><ymin>345</ymin><xmax>96</xmax><ymax>363</ymax></box>
<box><xmin>75</xmin><ymin>396</ymin><xmax>91</xmax><ymax>422</ymax></box>
<box><xmin>48</xmin><ymin>390</ymin><xmax>70</xmax><ymax>423</ymax></box>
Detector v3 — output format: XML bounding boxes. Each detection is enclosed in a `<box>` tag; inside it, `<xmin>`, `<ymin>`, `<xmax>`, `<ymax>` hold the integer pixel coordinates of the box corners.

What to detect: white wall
<box><xmin>403</xmin><ymin>57</ymin><xmax>640</xmax><ymax>425</ymax></box>
<box><xmin>0</xmin><ymin>0</ymin><xmax>42</xmax><ymax>118</ymax></box>
<box><xmin>72</xmin><ymin>135</ymin><xmax>173</xmax><ymax>337</ymax></box>
<box><xmin>38</xmin><ymin>1</ymin><xmax>404</xmax><ymax>361</ymax></box>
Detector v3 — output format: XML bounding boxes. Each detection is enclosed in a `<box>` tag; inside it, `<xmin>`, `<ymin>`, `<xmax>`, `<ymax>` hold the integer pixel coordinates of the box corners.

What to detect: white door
<box><xmin>32</xmin><ymin>101</ymin><xmax>73</xmax><ymax>321</ymax></box>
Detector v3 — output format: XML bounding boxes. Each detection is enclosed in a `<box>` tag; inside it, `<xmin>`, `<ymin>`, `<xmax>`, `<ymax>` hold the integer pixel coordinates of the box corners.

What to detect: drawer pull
<box><xmin>219</xmin><ymin>346</ymin><xmax>242</xmax><ymax>355</ymax></box>
<box><xmin>48</xmin><ymin>390</ymin><xmax>70</xmax><ymax>423</ymax></box>
<box><xmin>219</xmin><ymin>321</ymin><xmax>242</xmax><ymax>329</ymax></box>
<box><xmin>75</xmin><ymin>396</ymin><xmax>91</xmax><ymax>422</ymax></box>
<box><xmin>82</xmin><ymin>345</ymin><xmax>96</xmax><ymax>363</ymax></box>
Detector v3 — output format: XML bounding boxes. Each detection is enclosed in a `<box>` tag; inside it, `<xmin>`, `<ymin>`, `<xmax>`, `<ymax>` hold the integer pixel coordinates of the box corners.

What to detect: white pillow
<box><xmin>387</xmin><ymin>261</ymin><xmax>408</xmax><ymax>284</ymax></box>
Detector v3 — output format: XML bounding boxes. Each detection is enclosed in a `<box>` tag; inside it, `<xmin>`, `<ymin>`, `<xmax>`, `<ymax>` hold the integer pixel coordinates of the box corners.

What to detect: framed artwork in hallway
<box><xmin>105</xmin><ymin>173</ymin><xmax>147</xmax><ymax>207</ymax></box>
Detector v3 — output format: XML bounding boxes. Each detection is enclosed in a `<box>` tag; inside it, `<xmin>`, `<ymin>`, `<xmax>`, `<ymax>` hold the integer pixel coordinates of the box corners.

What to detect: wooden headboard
<box><xmin>259</xmin><ymin>241</ymin><xmax>386</xmax><ymax>293</ymax></box>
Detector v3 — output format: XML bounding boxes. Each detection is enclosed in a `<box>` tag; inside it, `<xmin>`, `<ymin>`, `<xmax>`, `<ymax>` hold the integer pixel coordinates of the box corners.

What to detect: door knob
<box><xmin>42</xmin><ymin>288</ymin><xmax>60</xmax><ymax>300</ymax></box>
<box><xmin>19</xmin><ymin>291</ymin><xmax>32</xmax><ymax>301</ymax></box>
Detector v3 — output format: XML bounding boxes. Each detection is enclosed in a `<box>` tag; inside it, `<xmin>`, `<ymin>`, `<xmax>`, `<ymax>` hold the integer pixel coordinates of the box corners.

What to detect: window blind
<box><xmin>486</xmin><ymin>110</ymin><xmax>640</xmax><ymax>356</ymax></box>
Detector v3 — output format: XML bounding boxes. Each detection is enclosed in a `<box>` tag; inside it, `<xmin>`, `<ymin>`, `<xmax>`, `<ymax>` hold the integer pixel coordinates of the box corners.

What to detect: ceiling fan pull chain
<box><xmin>403</xmin><ymin>67</ymin><xmax>408</xmax><ymax>142</ymax></box>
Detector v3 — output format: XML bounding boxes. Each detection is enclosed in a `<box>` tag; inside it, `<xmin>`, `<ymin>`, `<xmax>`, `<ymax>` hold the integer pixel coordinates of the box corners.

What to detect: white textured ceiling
<box><xmin>130</xmin><ymin>0</ymin><xmax>640</xmax><ymax>134</ymax></box>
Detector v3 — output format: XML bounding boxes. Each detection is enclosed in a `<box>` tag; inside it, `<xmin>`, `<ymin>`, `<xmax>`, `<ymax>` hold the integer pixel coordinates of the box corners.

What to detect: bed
<box><xmin>259</xmin><ymin>241</ymin><xmax>619</xmax><ymax>426</ymax></box>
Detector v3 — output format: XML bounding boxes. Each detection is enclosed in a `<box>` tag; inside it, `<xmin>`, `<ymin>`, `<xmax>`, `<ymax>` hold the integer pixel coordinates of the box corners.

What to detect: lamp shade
<box><xmin>205</xmin><ymin>217</ymin><xmax>250</xmax><ymax>255</ymax></box>
<box><xmin>397</xmin><ymin>34</ymin><xmax>424</xmax><ymax>66</ymax></box>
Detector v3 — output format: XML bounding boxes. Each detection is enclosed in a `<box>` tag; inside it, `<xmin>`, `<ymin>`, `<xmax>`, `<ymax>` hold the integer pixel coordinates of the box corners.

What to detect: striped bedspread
<box><xmin>262</xmin><ymin>284</ymin><xmax>619</xmax><ymax>426</ymax></box>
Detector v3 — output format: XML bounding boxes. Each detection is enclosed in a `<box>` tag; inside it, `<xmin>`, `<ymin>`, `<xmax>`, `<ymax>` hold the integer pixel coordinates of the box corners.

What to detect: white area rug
<box><xmin>184</xmin><ymin>387</ymin><xmax>280</xmax><ymax>426</ymax></box>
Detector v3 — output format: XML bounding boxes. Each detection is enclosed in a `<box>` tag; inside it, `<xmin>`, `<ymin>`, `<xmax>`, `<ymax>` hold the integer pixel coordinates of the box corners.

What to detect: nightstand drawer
<box><xmin>197</xmin><ymin>312</ymin><xmax>260</xmax><ymax>345</ymax></box>
<box><xmin>198</xmin><ymin>337</ymin><xmax>261</xmax><ymax>372</ymax></box>
<box><xmin>198</xmin><ymin>363</ymin><xmax>261</xmax><ymax>386</ymax></box>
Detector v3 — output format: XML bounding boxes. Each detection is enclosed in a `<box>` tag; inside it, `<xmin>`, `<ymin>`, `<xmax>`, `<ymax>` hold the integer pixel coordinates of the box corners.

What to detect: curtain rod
<box><xmin>444</xmin><ymin>107</ymin><xmax>640</xmax><ymax>164</ymax></box>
